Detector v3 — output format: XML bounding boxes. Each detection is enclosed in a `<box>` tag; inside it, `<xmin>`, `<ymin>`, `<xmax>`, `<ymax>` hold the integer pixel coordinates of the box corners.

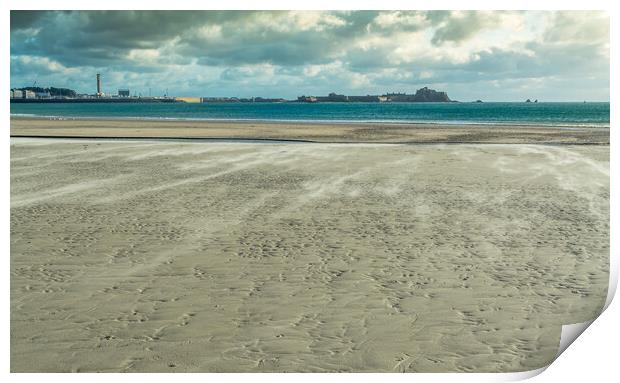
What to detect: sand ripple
<box><xmin>10</xmin><ymin>139</ymin><xmax>609</xmax><ymax>372</ymax></box>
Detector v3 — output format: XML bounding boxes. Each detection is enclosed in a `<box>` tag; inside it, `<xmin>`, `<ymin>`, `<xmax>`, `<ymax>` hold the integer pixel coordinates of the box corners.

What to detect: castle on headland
<box><xmin>387</xmin><ymin>87</ymin><xmax>451</xmax><ymax>102</ymax></box>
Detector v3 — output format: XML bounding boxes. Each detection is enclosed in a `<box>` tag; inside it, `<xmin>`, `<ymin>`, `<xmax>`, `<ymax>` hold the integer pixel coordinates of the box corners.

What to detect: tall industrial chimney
<box><xmin>96</xmin><ymin>73</ymin><xmax>102</xmax><ymax>96</ymax></box>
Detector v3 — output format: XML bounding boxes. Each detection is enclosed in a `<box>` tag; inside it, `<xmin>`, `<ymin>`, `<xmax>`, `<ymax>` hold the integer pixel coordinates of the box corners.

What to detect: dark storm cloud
<box><xmin>10</xmin><ymin>10</ymin><xmax>46</xmax><ymax>30</ymax></box>
<box><xmin>177</xmin><ymin>11</ymin><xmax>386</xmax><ymax>67</ymax></box>
<box><xmin>9</xmin><ymin>10</ymin><xmax>428</xmax><ymax>68</ymax></box>
<box><xmin>12</xmin><ymin>11</ymin><xmax>201</xmax><ymax>65</ymax></box>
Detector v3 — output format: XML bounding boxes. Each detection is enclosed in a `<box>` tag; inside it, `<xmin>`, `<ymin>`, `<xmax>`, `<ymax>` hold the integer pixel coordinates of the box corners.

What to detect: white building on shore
<box><xmin>10</xmin><ymin>89</ymin><xmax>36</xmax><ymax>99</ymax></box>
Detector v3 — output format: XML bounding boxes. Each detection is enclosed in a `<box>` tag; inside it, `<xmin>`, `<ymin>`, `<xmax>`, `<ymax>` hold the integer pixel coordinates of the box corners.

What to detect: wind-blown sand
<box><xmin>10</xmin><ymin>133</ymin><xmax>609</xmax><ymax>372</ymax></box>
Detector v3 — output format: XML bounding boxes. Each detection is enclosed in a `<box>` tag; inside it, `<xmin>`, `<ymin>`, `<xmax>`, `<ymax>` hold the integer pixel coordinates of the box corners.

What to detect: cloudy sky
<box><xmin>10</xmin><ymin>10</ymin><xmax>609</xmax><ymax>101</ymax></box>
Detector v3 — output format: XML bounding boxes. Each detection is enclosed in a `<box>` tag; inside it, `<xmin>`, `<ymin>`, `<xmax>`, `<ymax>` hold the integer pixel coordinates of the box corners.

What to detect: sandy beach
<box><xmin>10</xmin><ymin>116</ymin><xmax>610</xmax><ymax>144</ymax></box>
<box><xmin>10</xmin><ymin>120</ymin><xmax>609</xmax><ymax>372</ymax></box>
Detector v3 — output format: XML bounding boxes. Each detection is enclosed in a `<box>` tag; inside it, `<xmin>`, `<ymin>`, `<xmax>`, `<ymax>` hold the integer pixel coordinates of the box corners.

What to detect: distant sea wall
<box><xmin>10</xmin><ymin>98</ymin><xmax>179</xmax><ymax>104</ymax></box>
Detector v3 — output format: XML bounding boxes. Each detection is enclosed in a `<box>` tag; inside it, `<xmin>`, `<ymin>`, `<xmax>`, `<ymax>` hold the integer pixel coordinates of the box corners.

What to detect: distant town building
<box><xmin>118</xmin><ymin>89</ymin><xmax>130</xmax><ymax>97</ymax></box>
<box><xmin>96</xmin><ymin>73</ymin><xmax>103</xmax><ymax>97</ymax></box>
<box><xmin>12</xmin><ymin>89</ymin><xmax>23</xmax><ymax>98</ymax></box>
<box><xmin>23</xmin><ymin>90</ymin><xmax>36</xmax><ymax>99</ymax></box>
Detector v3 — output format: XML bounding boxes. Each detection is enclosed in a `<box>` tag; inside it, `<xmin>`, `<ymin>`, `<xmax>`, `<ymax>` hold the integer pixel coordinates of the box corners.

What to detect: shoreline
<box><xmin>10</xmin><ymin>114</ymin><xmax>610</xmax><ymax>129</ymax></box>
<box><xmin>10</xmin><ymin>116</ymin><xmax>610</xmax><ymax>145</ymax></box>
<box><xmin>9</xmin><ymin>135</ymin><xmax>611</xmax><ymax>146</ymax></box>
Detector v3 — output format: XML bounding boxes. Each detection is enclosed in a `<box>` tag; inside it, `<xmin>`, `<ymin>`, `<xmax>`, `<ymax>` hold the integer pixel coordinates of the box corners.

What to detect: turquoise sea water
<box><xmin>10</xmin><ymin>102</ymin><xmax>610</xmax><ymax>127</ymax></box>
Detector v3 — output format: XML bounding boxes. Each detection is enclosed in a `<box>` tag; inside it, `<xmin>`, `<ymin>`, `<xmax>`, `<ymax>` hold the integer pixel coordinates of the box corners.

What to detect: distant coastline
<box><xmin>10</xmin><ymin>84</ymin><xmax>453</xmax><ymax>104</ymax></box>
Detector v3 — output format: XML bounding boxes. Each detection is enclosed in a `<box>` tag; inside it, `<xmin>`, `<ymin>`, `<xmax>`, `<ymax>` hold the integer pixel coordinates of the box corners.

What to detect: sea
<box><xmin>10</xmin><ymin>102</ymin><xmax>610</xmax><ymax>127</ymax></box>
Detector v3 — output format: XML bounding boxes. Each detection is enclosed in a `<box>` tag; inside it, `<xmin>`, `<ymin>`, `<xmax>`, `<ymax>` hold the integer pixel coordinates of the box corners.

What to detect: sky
<box><xmin>10</xmin><ymin>10</ymin><xmax>610</xmax><ymax>101</ymax></box>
